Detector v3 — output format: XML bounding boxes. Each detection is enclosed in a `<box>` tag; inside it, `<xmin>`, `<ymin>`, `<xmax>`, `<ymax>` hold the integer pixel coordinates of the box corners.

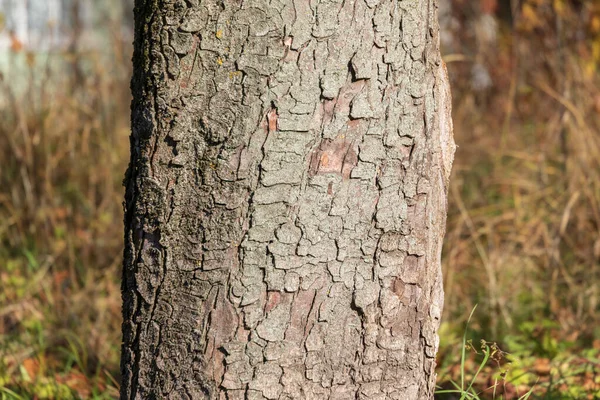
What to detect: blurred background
<box><xmin>0</xmin><ymin>0</ymin><xmax>599</xmax><ymax>398</ymax></box>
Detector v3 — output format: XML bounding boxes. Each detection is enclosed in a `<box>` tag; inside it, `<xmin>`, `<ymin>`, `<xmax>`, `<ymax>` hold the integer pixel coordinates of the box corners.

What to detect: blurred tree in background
<box><xmin>0</xmin><ymin>0</ymin><xmax>133</xmax><ymax>48</ymax></box>
<box><xmin>0</xmin><ymin>0</ymin><xmax>599</xmax><ymax>398</ymax></box>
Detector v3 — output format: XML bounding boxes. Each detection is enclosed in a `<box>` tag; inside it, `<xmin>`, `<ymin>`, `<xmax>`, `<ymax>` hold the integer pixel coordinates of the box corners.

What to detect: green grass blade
<box><xmin>462</xmin><ymin>305</ymin><xmax>478</xmax><ymax>391</ymax></box>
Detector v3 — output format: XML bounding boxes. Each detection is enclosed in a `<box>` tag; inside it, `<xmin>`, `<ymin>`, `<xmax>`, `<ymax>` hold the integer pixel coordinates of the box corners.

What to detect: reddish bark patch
<box><xmin>212</xmin><ymin>349</ymin><xmax>226</xmax><ymax>385</ymax></box>
<box><xmin>347</xmin><ymin>119</ymin><xmax>361</xmax><ymax>129</ymax></box>
<box><xmin>285</xmin><ymin>290</ymin><xmax>316</xmax><ymax>342</ymax></box>
<box><xmin>208</xmin><ymin>292</ymin><xmax>237</xmax><ymax>382</ymax></box>
<box><xmin>335</xmin><ymin>81</ymin><xmax>364</xmax><ymax>115</ymax></box>
<box><xmin>267</xmin><ymin>107</ymin><xmax>278</xmax><ymax>133</ymax></box>
<box><xmin>392</xmin><ymin>278</ymin><xmax>405</xmax><ymax>298</ymax></box>
<box><xmin>265</xmin><ymin>291</ymin><xmax>282</xmax><ymax>313</ymax></box>
<box><xmin>322</xmin><ymin>99</ymin><xmax>336</xmax><ymax>124</ymax></box>
<box><xmin>309</xmin><ymin>138</ymin><xmax>358</xmax><ymax>179</ymax></box>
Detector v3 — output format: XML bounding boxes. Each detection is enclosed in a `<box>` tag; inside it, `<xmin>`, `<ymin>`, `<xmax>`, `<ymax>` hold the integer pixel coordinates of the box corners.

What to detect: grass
<box><xmin>437</xmin><ymin>306</ymin><xmax>536</xmax><ymax>400</ymax></box>
<box><xmin>1</xmin><ymin>0</ymin><xmax>600</xmax><ymax>398</ymax></box>
<box><xmin>0</xmin><ymin>26</ymin><xmax>130</xmax><ymax>398</ymax></box>
<box><xmin>436</xmin><ymin>1</ymin><xmax>600</xmax><ymax>397</ymax></box>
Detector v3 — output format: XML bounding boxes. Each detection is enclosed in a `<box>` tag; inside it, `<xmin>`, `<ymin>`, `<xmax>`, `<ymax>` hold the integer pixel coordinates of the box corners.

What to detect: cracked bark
<box><xmin>121</xmin><ymin>0</ymin><xmax>455</xmax><ymax>398</ymax></box>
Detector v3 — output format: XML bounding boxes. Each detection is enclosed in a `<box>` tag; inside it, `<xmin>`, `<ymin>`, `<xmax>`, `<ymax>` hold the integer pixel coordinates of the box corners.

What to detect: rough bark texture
<box><xmin>121</xmin><ymin>0</ymin><xmax>455</xmax><ymax>398</ymax></box>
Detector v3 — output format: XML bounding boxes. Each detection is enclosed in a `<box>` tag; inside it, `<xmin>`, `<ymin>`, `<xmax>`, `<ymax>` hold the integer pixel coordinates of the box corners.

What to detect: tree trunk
<box><xmin>120</xmin><ymin>0</ymin><xmax>455</xmax><ymax>398</ymax></box>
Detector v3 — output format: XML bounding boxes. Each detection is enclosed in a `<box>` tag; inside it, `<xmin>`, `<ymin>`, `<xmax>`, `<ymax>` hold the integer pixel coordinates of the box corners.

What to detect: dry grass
<box><xmin>0</xmin><ymin>41</ymin><xmax>130</xmax><ymax>398</ymax></box>
<box><xmin>438</xmin><ymin>1</ymin><xmax>600</xmax><ymax>397</ymax></box>
<box><xmin>0</xmin><ymin>0</ymin><xmax>599</xmax><ymax>398</ymax></box>
<box><xmin>444</xmin><ymin>0</ymin><xmax>600</xmax><ymax>344</ymax></box>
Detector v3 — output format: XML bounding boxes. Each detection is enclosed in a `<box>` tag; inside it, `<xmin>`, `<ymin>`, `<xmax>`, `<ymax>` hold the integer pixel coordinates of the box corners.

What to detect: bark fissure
<box><xmin>122</xmin><ymin>0</ymin><xmax>455</xmax><ymax>398</ymax></box>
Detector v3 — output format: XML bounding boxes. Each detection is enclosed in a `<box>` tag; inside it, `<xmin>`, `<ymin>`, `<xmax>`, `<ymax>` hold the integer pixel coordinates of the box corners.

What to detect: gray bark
<box><xmin>121</xmin><ymin>0</ymin><xmax>455</xmax><ymax>398</ymax></box>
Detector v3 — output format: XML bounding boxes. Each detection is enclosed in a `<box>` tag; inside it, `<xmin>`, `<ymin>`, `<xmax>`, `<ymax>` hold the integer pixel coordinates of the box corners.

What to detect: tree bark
<box><xmin>121</xmin><ymin>0</ymin><xmax>455</xmax><ymax>398</ymax></box>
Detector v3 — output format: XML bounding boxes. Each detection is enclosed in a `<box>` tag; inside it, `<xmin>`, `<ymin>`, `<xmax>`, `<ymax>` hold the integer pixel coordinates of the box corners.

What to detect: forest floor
<box><xmin>2</xmin><ymin>1</ymin><xmax>600</xmax><ymax>398</ymax></box>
